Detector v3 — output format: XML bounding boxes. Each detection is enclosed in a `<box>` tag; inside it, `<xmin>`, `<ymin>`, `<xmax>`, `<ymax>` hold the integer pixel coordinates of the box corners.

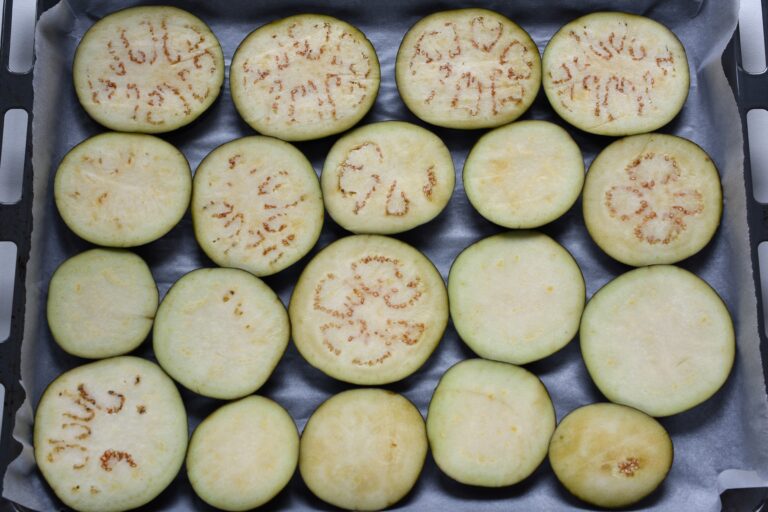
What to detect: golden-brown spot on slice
<box><xmin>618</xmin><ymin>457</ymin><xmax>641</xmax><ymax>476</ymax></box>
<box><xmin>100</xmin><ymin>449</ymin><xmax>137</xmax><ymax>471</ymax></box>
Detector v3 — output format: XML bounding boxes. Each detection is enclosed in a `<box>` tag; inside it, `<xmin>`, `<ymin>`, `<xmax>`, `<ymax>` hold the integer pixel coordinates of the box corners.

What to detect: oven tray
<box><xmin>1</xmin><ymin>0</ymin><xmax>768</xmax><ymax>510</ymax></box>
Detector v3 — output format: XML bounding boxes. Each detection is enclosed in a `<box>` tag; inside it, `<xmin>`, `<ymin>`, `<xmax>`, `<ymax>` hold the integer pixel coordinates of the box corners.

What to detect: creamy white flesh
<box><xmin>153</xmin><ymin>268</ymin><xmax>289</xmax><ymax>399</ymax></box>
<box><xmin>322</xmin><ymin>121</ymin><xmax>455</xmax><ymax>234</ymax></box>
<box><xmin>290</xmin><ymin>235</ymin><xmax>448</xmax><ymax>384</ymax></box>
<box><xmin>549</xmin><ymin>403</ymin><xmax>673</xmax><ymax>508</ymax></box>
<box><xmin>231</xmin><ymin>14</ymin><xmax>380</xmax><ymax>141</ymax></box>
<box><xmin>187</xmin><ymin>396</ymin><xmax>298</xmax><ymax>511</ymax></box>
<box><xmin>73</xmin><ymin>6</ymin><xmax>224</xmax><ymax>133</ymax></box>
<box><xmin>192</xmin><ymin>136</ymin><xmax>324</xmax><ymax>277</ymax></box>
<box><xmin>427</xmin><ymin>359</ymin><xmax>555</xmax><ymax>487</ymax></box>
<box><xmin>543</xmin><ymin>12</ymin><xmax>689</xmax><ymax>135</ymax></box>
<box><xmin>396</xmin><ymin>8</ymin><xmax>540</xmax><ymax>129</ymax></box>
<box><xmin>47</xmin><ymin>249</ymin><xmax>157</xmax><ymax>359</ymax></box>
<box><xmin>583</xmin><ymin>134</ymin><xmax>722</xmax><ymax>266</ymax></box>
<box><xmin>34</xmin><ymin>357</ymin><xmax>187</xmax><ymax>512</ymax></box>
<box><xmin>299</xmin><ymin>389</ymin><xmax>427</xmax><ymax>511</ymax></box>
<box><xmin>581</xmin><ymin>266</ymin><xmax>734</xmax><ymax>417</ymax></box>
<box><xmin>54</xmin><ymin>132</ymin><xmax>191</xmax><ymax>247</ymax></box>
<box><xmin>449</xmin><ymin>231</ymin><xmax>585</xmax><ymax>364</ymax></box>
<box><xmin>463</xmin><ymin>120</ymin><xmax>584</xmax><ymax>228</ymax></box>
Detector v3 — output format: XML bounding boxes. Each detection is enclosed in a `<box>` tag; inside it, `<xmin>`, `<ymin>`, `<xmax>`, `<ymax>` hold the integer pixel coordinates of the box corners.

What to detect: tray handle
<box><xmin>0</xmin><ymin>0</ymin><xmax>37</xmax><ymax>507</ymax></box>
<box><xmin>722</xmin><ymin>1</ymin><xmax>768</xmax><ymax>509</ymax></box>
<box><xmin>728</xmin><ymin>0</ymin><xmax>768</xmax><ymax>392</ymax></box>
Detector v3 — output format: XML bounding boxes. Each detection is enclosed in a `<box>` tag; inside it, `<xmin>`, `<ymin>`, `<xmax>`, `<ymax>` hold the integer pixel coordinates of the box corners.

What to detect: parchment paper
<box><xmin>4</xmin><ymin>0</ymin><xmax>768</xmax><ymax>510</ymax></box>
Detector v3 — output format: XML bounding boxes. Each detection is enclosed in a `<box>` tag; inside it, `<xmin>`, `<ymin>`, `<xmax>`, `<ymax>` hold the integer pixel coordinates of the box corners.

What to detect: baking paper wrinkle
<box><xmin>4</xmin><ymin>0</ymin><xmax>768</xmax><ymax>510</ymax></box>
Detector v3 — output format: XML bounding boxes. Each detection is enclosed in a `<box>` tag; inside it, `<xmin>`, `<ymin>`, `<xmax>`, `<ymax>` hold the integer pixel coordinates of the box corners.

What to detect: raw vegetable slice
<box><xmin>153</xmin><ymin>268</ymin><xmax>289</xmax><ymax>400</ymax></box>
<box><xmin>321</xmin><ymin>121</ymin><xmax>455</xmax><ymax>234</ymax></box>
<box><xmin>187</xmin><ymin>396</ymin><xmax>298</xmax><ymax>511</ymax></box>
<box><xmin>299</xmin><ymin>389</ymin><xmax>427</xmax><ymax>511</ymax></box>
<box><xmin>463</xmin><ymin>120</ymin><xmax>584</xmax><ymax>228</ymax></box>
<box><xmin>73</xmin><ymin>6</ymin><xmax>224</xmax><ymax>133</ymax></box>
<box><xmin>427</xmin><ymin>359</ymin><xmax>555</xmax><ymax>487</ymax></box>
<box><xmin>580</xmin><ymin>265</ymin><xmax>734</xmax><ymax>417</ymax></box>
<box><xmin>448</xmin><ymin>231</ymin><xmax>585</xmax><ymax>365</ymax></box>
<box><xmin>47</xmin><ymin>249</ymin><xmax>157</xmax><ymax>359</ymax></box>
<box><xmin>396</xmin><ymin>8</ymin><xmax>540</xmax><ymax>129</ymax></box>
<box><xmin>289</xmin><ymin>235</ymin><xmax>448</xmax><ymax>384</ymax></box>
<box><xmin>549</xmin><ymin>403</ymin><xmax>673</xmax><ymax>508</ymax></box>
<box><xmin>542</xmin><ymin>12</ymin><xmax>689</xmax><ymax>136</ymax></box>
<box><xmin>54</xmin><ymin>132</ymin><xmax>191</xmax><ymax>247</ymax></box>
<box><xmin>231</xmin><ymin>14</ymin><xmax>380</xmax><ymax>141</ymax></box>
<box><xmin>191</xmin><ymin>136</ymin><xmax>324</xmax><ymax>277</ymax></box>
<box><xmin>34</xmin><ymin>357</ymin><xmax>187</xmax><ymax>512</ymax></box>
<box><xmin>583</xmin><ymin>133</ymin><xmax>722</xmax><ymax>266</ymax></box>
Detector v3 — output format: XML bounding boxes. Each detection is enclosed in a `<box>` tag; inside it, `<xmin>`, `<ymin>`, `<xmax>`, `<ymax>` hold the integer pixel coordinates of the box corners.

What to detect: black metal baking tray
<box><xmin>2</xmin><ymin>0</ymin><xmax>768</xmax><ymax>510</ymax></box>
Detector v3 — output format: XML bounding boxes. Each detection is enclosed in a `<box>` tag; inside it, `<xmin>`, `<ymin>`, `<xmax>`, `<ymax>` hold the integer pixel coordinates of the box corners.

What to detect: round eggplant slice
<box><xmin>47</xmin><ymin>249</ymin><xmax>157</xmax><ymax>359</ymax></box>
<box><xmin>73</xmin><ymin>6</ymin><xmax>224</xmax><ymax>133</ymax></box>
<box><xmin>549</xmin><ymin>403</ymin><xmax>673</xmax><ymax>509</ymax></box>
<box><xmin>396</xmin><ymin>8</ymin><xmax>541</xmax><ymax>129</ymax></box>
<box><xmin>583</xmin><ymin>133</ymin><xmax>722</xmax><ymax>266</ymax></box>
<box><xmin>54</xmin><ymin>132</ymin><xmax>191</xmax><ymax>247</ymax></box>
<box><xmin>449</xmin><ymin>231</ymin><xmax>585</xmax><ymax>365</ymax></box>
<box><xmin>542</xmin><ymin>12</ymin><xmax>689</xmax><ymax>136</ymax></box>
<box><xmin>427</xmin><ymin>359</ymin><xmax>555</xmax><ymax>487</ymax></box>
<box><xmin>187</xmin><ymin>396</ymin><xmax>298</xmax><ymax>511</ymax></box>
<box><xmin>580</xmin><ymin>265</ymin><xmax>735</xmax><ymax>417</ymax></box>
<box><xmin>321</xmin><ymin>121</ymin><xmax>455</xmax><ymax>234</ymax></box>
<box><xmin>289</xmin><ymin>235</ymin><xmax>448</xmax><ymax>384</ymax></box>
<box><xmin>34</xmin><ymin>357</ymin><xmax>187</xmax><ymax>512</ymax></box>
<box><xmin>231</xmin><ymin>14</ymin><xmax>380</xmax><ymax>141</ymax></box>
<box><xmin>153</xmin><ymin>268</ymin><xmax>289</xmax><ymax>400</ymax></box>
<box><xmin>463</xmin><ymin>120</ymin><xmax>584</xmax><ymax>228</ymax></box>
<box><xmin>191</xmin><ymin>136</ymin><xmax>324</xmax><ymax>277</ymax></box>
<box><xmin>299</xmin><ymin>389</ymin><xmax>427</xmax><ymax>511</ymax></box>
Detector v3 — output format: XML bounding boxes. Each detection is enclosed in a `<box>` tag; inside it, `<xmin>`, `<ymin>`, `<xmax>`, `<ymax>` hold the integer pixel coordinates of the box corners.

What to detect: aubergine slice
<box><xmin>231</xmin><ymin>14</ymin><xmax>380</xmax><ymax>141</ymax></box>
<box><xmin>580</xmin><ymin>265</ymin><xmax>735</xmax><ymax>417</ymax></box>
<box><xmin>542</xmin><ymin>12</ymin><xmax>689</xmax><ymax>136</ymax></box>
<box><xmin>33</xmin><ymin>357</ymin><xmax>187</xmax><ymax>512</ymax></box>
<box><xmin>191</xmin><ymin>136</ymin><xmax>324</xmax><ymax>277</ymax></box>
<box><xmin>73</xmin><ymin>6</ymin><xmax>224</xmax><ymax>133</ymax></box>
<box><xmin>289</xmin><ymin>235</ymin><xmax>448</xmax><ymax>385</ymax></box>
<box><xmin>153</xmin><ymin>268</ymin><xmax>289</xmax><ymax>400</ymax></box>
<box><xmin>427</xmin><ymin>359</ymin><xmax>555</xmax><ymax>487</ymax></box>
<box><xmin>549</xmin><ymin>403</ymin><xmax>674</xmax><ymax>509</ymax></box>
<box><xmin>448</xmin><ymin>231</ymin><xmax>585</xmax><ymax>365</ymax></box>
<box><xmin>321</xmin><ymin>121</ymin><xmax>455</xmax><ymax>234</ymax></box>
<box><xmin>187</xmin><ymin>396</ymin><xmax>299</xmax><ymax>511</ymax></box>
<box><xmin>47</xmin><ymin>249</ymin><xmax>157</xmax><ymax>359</ymax></box>
<box><xmin>463</xmin><ymin>120</ymin><xmax>584</xmax><ymax>228</ymax></box>
<box><xmin>582</xmin><ymin>133</ymin><xmax>722</xmax><ymax>266</ymax></box>
<box><xmin>54</xmin><ymin>132</ymin><xmax>192</xmax><ymax>247</ymax></box>
<box><xmin>299</xmin><ymin>389</ymin><xmax>427</xmax><ymax>511</ymax></box>
<box><xmin>396</xmin><ymin>8</ymin><xmax>541</xmax><ymax>129</ymax></box>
